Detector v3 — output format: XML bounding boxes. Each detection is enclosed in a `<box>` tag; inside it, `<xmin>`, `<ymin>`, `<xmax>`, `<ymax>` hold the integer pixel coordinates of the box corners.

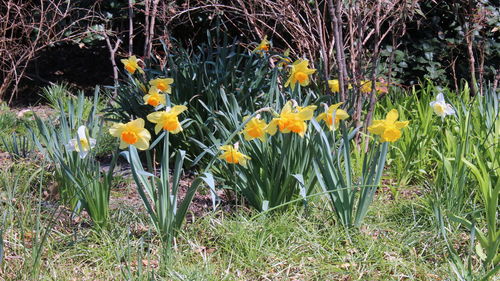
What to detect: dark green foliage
<box><xmin>380</xmin><ymin>1</ymin><xmax>500</xmax><ymax>86</ymax></box>
<box><xmin>104</xmin><ymin>32</ymin><xmax>282</xmax><ymax>164</ymax></box>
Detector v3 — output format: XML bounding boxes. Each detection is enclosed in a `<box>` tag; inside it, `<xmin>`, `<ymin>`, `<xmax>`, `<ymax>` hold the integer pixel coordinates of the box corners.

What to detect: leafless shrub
<box><xmin>154</xmin><ymin>0</ymin><xmax>421</xmax><ymax>123</ymax></box>
<box><xmin>341</xmin><ymin>0</ymin><xmax>421</xmax><ymax>131</ymax></box>
<box><xmin>0</xmin><ymin>0</ymin><xmax>98</xmax><ymax>103</ymax></box>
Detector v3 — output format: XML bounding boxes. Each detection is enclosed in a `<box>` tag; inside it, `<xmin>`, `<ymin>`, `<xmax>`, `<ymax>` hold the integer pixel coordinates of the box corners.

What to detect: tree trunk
<box><xmin>328</xmin><ymin>0</ymin><xmax>347</xmax><ymax>102</ymax></box>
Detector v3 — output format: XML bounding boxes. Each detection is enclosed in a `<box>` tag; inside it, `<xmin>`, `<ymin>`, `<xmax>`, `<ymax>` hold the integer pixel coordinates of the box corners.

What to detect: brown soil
<box><xmin>109</xmin><ymin>172</ymin><xmax>237</xmax><ymax>223</ymax></box>
<box><xmin>10</xmin><ymin>104</ymin><xmax>56</xmax><ymax>120</ymax></box>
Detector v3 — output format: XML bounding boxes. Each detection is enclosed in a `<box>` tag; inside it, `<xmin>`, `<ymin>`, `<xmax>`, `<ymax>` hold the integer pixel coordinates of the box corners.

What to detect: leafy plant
<box><xmin>105</xmin><ymin>31</ymin><xmax>286</xmax><ymax>164</ymax></box>
<box><xmin>312</xmin><ymin>121</ymin><xmax>389</xmax><ymax>227</ymax></box>
<box><xmin>431</xmin><ymin>111</ymin><xmax>471</xmax><ymax>216</ymax></box>
<box><xmin>57</xmin><ymin>149</ymin><xmax>117</xmax><ymax>229</ymax></box>
<box><xmin>125</xmin><ymin>132</ymin><xmax>215</xmax><ymax>252</ymax></box>
<box><xmin>451</xmin><ymin>85</ymin><xmax>498</xmax><ymax>270</ymax></box>
<box><xmin>0</xmin><ymin>163</ymin><xmax>56</xmax><ymax>279</ymax></box>
<box><xmin>33</xmin><ymin>87</ymin><xmax>114</xmax><ymax>229</ymax></box>
<box><xmin>41</xmin><ymin>83</ymin><xmax>98</xmax><ymax>120</ymax></box>
<box><xmin>454</xmin><ymin>144</ymin><xmax>499</xmax><ymax>270</ymax></box>
<box><xmin>192</xmin><ymin>87</ymin><xmax>320</xmax><ymax>211</ymax></box>
<box><xmin>1</xmin><ymin>134</ymin><xmax>33</xmax><ymax>159</ymax></box>
<box><xmin>435</xmin><ymin>204</ymin><xmax>499</xmax><ymax>281</ymax></box>
<box><xmin>429</xmin><ymin>83</ymin><xmax>499</xmax><ymax>278</ymax></box>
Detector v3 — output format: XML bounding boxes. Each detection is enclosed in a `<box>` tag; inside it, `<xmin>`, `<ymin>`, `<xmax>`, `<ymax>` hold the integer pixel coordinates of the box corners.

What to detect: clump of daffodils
<box><xmin>112</xmin><ymin>60</ymin><xmax>187</xmax><ymax>151</ymax></box>
<box><xmin>238</xmin><ymin>101</ymin><xmax>350</xmax><ymax>142</ymax></box>
<box><xmin>108</xmin><ymin>105</ymin><xmax>187</xmax><ymax>150</ymax></box>
<box><xmin>116</xmin><ymin>52</ymin><xmax>406</xmax><ymax>175</ymax></box>
<box><xmin>430</xmin><ymin>93</ymin><xmax>455</xmax><ymax>120</ymax></box>
<box><xmin>368</xmin><ymin>109</ymin><xmax>409</xmax><ymax>142</ymax></box>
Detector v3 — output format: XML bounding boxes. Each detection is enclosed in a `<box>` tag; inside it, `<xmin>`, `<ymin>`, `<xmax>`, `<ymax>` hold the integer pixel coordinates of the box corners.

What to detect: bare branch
<box><xmin>0</xmin><ymin>0</ymin><xmax>99</xmax><ymax>102</ymax></box>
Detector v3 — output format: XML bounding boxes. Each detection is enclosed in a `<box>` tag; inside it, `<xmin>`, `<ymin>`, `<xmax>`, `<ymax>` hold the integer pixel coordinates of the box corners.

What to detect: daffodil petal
<box><xmin>147</xmin><ymin>112</ymin><xmax>163</xmax><ymax>123</ymax></box>
<box><xmin>265</xmin><ymin>120</ymin><xmax>278</xmax><ymax>135</ymax></box>
<box><xmin>170</xmin><ymin>126</ymin><xmax>182</xmax><ymax>134</ymax></box>
<box><xmin>368</xmin><ymin>123</ymin><xmax>385</xmax><ymax>135</ymax></box>
<box><xmin>119</xmin><ymin>139</ymin><xmax>130</xmax><ymax>149</ymax></box>
<box><xmin>219</xmin><ymin>145</ymin><xmax>233</xmax><ymax>151</ymax></box>
<box><xmin>386</xmin><ymin>109</ymin><xmax>399</xmax><ymax>123</ymax></box>
<box><xmin>335</xmin><ymin>109</ymin><xmax>350</xmax><ymax>120</ymax></box>
<box><xmin>297</xmin><ymin>105</ymin><xmax>317</xmax><ymax>120</ymax></box>
<box><xmin>154</xmin><ymin>124</ymin><xmax>162</xmax><ymax>134</ymax></box>
<box><xmin>316</xmin><ymin>112</ymin><xmax>326</xmax><ymax>121</ymax></box>
<box><xmin>281</xmin><ymin>101</ymin><xmax>293</xmax><ymax>114</ymax></box>
<box><xmin>129</xmin><ymin>118</ymin><xmax>145</xmax><ymax>131</ymax></box>
<box><xmin>170</xmin><ymin>105</ymin><xmax>187</xmax><ymax>115</ymax></box>
<box><xmin>436</xmin><ymin>93</ymin><xmax>445</xmax><ymax>102</ymax></box>
<box><xmin>109</xmin><ymin>123</ymin><xmax>125</xmax><ymax>137</ymax></box>
<box><xmin>138</xmin><ymin>129</ymin><xmax>151</xmax><ymax>142</ymax></box>
<box><xmin>395</xmin><ymin>121</ymin><xmax>409</xmax><ymax>129</ymax></box>
<box><xmin>329</xmin><ymin>102</ymin><xmax>343</xmax><ymax>111</ymax></box>
<box><xmin>134</xmin><ymin>137</ymin><xmax>150</xmax><ymax>150</ymax></box>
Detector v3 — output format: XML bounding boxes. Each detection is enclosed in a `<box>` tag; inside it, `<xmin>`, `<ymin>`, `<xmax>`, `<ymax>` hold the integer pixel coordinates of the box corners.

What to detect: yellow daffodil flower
<box><xmin>360</xmin><ymin>80</ymin><xmax>372</xmax><ymax>93</ymax></box>
<box><xmin>328</xmin><ymin>79</ymin><xmax>353</xmax><ymax>93</ymax></box>
<box><xmin>218</xmin><ymin>143</ymin><xmax>251</xmax><ymax>167</ymax></box>
<box><xmin>266</xmin><ymin>101</ymin><xmax>317</xmax><ymax>137</ymax></box>
<box><xmin>285</xmin><ymin>59</ymin><xmax>316</xmax><ymax>91</ymax></box>
<box><xmin>253</xmin><ymin>36</ymin><xmax>270</xmax><ymax>53</ymax></box>
<box><xmin>430</xmin><ymin>93</ymin><xmax>455</xmax><ymax>120</ymax></box>
<box><xmin>109</xmin><ymin>118</ymin><xmax>151</xmax><ymax>150</ymax></box>
<box><xmin>328</xmin><ymin>79</ymin><xmax>340</xmax><ymax>93</ymax></box>
<box><xmin>368</xmin><ymin>109</ymin><xmax>409</xmax><ymax>142</ymax></box>
<box><xmin>66</xmin><ymin>125</ymin><xmax>96</xmax><ymax>159</ymax></box>
<box><xmin>241</xmin><ymin>115</ymin><xmax>267</xmax><ymax>142</ymax></box>
<box><xmin>146</xmin><ymin>105</ymin><xmax>187</xmax><ymax>134</ymax></box>
<box><xmin>121</xmin><ymin>56</ymin><xmax>144</xmax><ymax>74</ymax></box>
<box><xmin>316</xmin><ymin>102</ymin><xmax>350</xmax><ymax>130</ymax></box>
<box><xmin>149</xmin><ymin>78</ymin><xmax>174</xmax><ymax>94</ymax></box>
<box><xmin>143</xmin><ymin>86</ymin><xmax>166</xmax><ymax>107</ymax></box>
<box><xmin>360</xmin><ymin>80</ymin><xmax>388</xmax><ymax>94</ymax></box>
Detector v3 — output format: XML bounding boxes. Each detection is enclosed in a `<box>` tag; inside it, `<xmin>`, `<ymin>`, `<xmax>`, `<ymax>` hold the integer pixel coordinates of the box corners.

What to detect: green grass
<box><xmin>0</xmin><ymin>102</ymin><xmax>474</xmax><ymax>281</ymax></box>
<box><xmin>0</xmin><ymin>108</ymin><xmax>31</xmax><ymax>151</ymax></box>
<box><xmin>172</xmin><ymin>197</ymin><xmax>451</xmax><ymax>280</ymax></box>
<box><xmin>1</xmin><ymin>169</ymin><xmax>458</xmax><ymax>281</ymax></box>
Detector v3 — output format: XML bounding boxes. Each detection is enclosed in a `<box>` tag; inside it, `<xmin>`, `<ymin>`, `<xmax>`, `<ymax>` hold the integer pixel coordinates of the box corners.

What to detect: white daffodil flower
<box><xmin>430</xmin><ymin>93</ymin><xmax>455</xmax><ymax>120</ymax></box>
<box><xmin>66</xmin><ymin>125</ymin><xmax>96</xmax><ymax>159</ymax></box>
